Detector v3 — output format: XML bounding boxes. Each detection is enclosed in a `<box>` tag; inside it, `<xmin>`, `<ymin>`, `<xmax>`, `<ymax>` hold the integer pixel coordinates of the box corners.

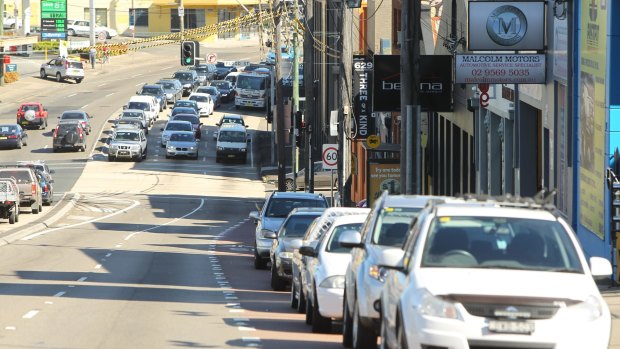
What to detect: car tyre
<box><xmin>270</xmin><ymin>261</ymin><xmax>287</xmax><ymax>291</ymax></box>
<box><xmin>253</xmin><ymin>248</ymin><xmax>267</xmax><ymax>270</ymax></box>
<box><xmin>312</xmin><ymin>288</ymin><xmax>332</xmax><ymax>333</ymax></box>
<box><xmin>305</xmin><ymin>295</ymin><xmax>313</xmax><ymax>325</ymax></box>
<box><xmin>16</xmin><ymin>139</ymin><xmax>22</xmax><ymax>149</ymax></box>
<box><xmin>342</xmin><ymin>293</ymin><xmax>354</xmax><ymax>347</ymax></box>
<box><xmin>108</xmin><ymin>155</ymin><xmax>115</xmax><ymax>162</ymax></box>
<box><xmin>235</xmin><ymin>105</ymin><xmax>240</xmax><ymax>110</ymax></box>
<box><xmin>290</xmin><ymin>281</ymin><xmax>299</xmax><ymax>309</ymax></box>
<box><xmin>353</xmin><ymin>302</ymin><xmax>377</xmax><ymax>349</ymax></box>
<box><xmin>285</xmin><ymin>179</ymin><xmax>294</xmax><ymax>191</ymax></box>
<box><xmin>67</xmin><ymin>28</ymin><xmax>75</xmax><ymax>36</ymax></box>
<box><xmin>8</xmin><ymin>210</ymin><xmax>16</xmax><ymax>224</ymax></box>
<box><xmin>298</xmin><ymin>279</ymin><xmax>306</xmax><ymax>313</ymax></box>
<box><xmin>396</xmin><ymin>314</ymin><xmax>408</xmax><ymax>349</ymax></box>
<box><xmin>55</xmin><ymin>72</ymin><xmax>62</xmax><ymax>82</ymax></box>
<box><xmin>40</xmin><ymin>69</ymin><xmax>47</xmax><ymax>79</ymax></box>
<box><xmin>76</xmin><ymin>78</ymin><xmax>83</xmax><ymax>84</ymax></box>
<box><xmin>32</xmin><ymin>204</ymin><xmax>39</xmax><ymax>214</ymax></box>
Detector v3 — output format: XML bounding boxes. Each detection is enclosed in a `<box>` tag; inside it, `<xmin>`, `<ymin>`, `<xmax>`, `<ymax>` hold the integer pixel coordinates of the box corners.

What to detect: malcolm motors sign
<box><xmin>373</xmin><ymin>55</ymin><xmax>453</xmax><ymax>112</ymax></box>
<box><xmin>468</xmin><ymin>1</ymin><xmax>545</xmax><ymax>51</ymax></box>
<box><xmin>352</xmin><ymin>55</ymin><xmax>374</xmax><ymax>139</ymax></box>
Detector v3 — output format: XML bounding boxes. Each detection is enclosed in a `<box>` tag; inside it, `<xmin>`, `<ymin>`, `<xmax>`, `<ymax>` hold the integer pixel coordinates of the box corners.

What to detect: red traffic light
<box><xmin>3</xmin><ymin>55</ymin><xmax>10</xmax><ymax>64</ymax></box>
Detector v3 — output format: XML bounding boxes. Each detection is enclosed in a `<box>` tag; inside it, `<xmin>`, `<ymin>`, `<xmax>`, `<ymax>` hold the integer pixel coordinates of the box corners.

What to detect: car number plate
<box><xmin>227</xmin><ymin>154</ymin><xmax>235</xmax><ymax>158</ymax></box>
<box><xmin>488</xmin><ymin>320</ymin><xmax>534</xmax><ymax>334</ymax></box>
<box><xmin>119</xmin><ymin>151</ymin><xmax>129</xmax><ymax>156</ymax></box>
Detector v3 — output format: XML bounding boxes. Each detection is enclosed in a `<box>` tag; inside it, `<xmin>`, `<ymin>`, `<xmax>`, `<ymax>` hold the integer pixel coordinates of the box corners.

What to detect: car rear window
<box><xmin>61</xmin><ymin>113</ymin><xmax>83</xmax><ymax>120</ymax></box>
<box><xmin>0</xmin><ymin>170</ymin><xmax>31</xmax><ymax>183</ymax></box>
<box><xmin>68</xmin><ymin>62</ymin><xmax>83</xmax><ymax>69</ymax></box>
<box><xmin>21</xmin><ymin>105</ymin><xmax>39</xmax><ymax>112</ymax></box>
<box><xmin>0</xmin><ymin>126</ymin><xmax>17</xmax><ymax>133</ymax></box>
<box><xmin>266</xmin><ymin>198</ymin><xmax>328</xmax><ymax>218</ymax></box>
<box><xmin>165</xmin><ymin>123</ymin><xmax>192</xmax><ymax>131</ymax></box>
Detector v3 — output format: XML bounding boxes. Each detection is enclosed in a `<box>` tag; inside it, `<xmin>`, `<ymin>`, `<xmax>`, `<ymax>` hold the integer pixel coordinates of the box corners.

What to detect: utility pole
<box><xmin>400</xmin><ymin>0</ymin><xmax>421</xmax><ymax>194</ymax></box>
<box><xmin>302</xmin><ymin>0</ymin><xmax>315</xmax><ymax>193</ymax></box>
<box><xmin>179</xmin><ymin>0</ymin><xmax>184</xmax><ymax>41</ymax></box>
<box><xmin>0</xmin><ymin>0</ymin><xmax>4</xmax><ymax>36</ymax></box>
<box><xmin>291</xmin><ymin>0</ymin><xmax>300</xmax><ymax>191</ymax></box>
<box><xmin>88</xmin><ymin>0</ymin><xmax>95</xmax><ymax>46</ymax></box>
<box><xmin>275</xmin><ymin>0</ymin><xmax>286</xmax><ymax>192</ymax></box>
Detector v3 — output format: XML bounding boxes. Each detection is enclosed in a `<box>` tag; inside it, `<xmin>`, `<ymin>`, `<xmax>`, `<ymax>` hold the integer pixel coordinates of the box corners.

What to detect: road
<box><xmin>0</xmin><ymin>39</ymin><xmax>344</xmax><ymax>348</ymax></box>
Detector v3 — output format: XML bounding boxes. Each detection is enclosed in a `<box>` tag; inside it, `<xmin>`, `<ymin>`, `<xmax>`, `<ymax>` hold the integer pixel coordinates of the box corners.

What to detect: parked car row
<box><xmin>248</xmin><ymin>190</ymin><xmax>613</xmax><ymax>349</ymax></box>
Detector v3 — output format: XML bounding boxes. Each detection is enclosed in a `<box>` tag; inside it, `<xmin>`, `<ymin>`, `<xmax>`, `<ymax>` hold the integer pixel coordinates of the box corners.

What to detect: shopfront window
<box><xmin>84</xmin><ymin>8</ymin><xmax>108</xmax><ymax>27</ymax></box>
<box><xmin>218</xmin><ymin>9</ymin><xmax>236</xmax><ymax>39</ymax></box>
<box><xmin>129</xmin><ymin>8</ymin><xmax>149</xmax><ymax>32</ymax></box>
<box><xmin>170</xmin><ymin>9</ymin><xmax>205</xmax><ymax>31</ymax></box>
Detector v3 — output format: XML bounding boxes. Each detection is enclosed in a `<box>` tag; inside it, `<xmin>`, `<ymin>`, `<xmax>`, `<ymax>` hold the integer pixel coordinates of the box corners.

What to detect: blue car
<box><xmin>35</xmin><ymin>170</ymin><xmax>54</xmax><ymax>206</ymax></box>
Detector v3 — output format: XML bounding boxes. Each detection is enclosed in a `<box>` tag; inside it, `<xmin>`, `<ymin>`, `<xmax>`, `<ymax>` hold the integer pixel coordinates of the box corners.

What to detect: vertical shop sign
<box><xmin>352</xmin><ymin>55</ymin><xmax>374</xmax><ymax>139</ymax></box>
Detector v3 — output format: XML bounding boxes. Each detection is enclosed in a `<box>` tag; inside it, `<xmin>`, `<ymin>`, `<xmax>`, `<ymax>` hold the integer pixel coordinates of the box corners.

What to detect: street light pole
<box><xmin>179</xmin><ymin>0</ymin><xmax>184</xmax><ymax>41</ymax></box>
<box><xmin>88</xmin><ymin>0</ymin><xmax>95</xmax><ymax>46</ymax></box>
<box><xmin>291</xmin><ymin>0</ymin><xmax>300</xmax><ymax>191</ymax></box>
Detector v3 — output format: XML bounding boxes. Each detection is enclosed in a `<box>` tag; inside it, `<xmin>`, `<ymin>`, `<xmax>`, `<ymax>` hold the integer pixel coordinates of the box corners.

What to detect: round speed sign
<box><xmin>322</xmin><ymin>144</ymin><xmax>338</xmax><ymax>170</ymax></box>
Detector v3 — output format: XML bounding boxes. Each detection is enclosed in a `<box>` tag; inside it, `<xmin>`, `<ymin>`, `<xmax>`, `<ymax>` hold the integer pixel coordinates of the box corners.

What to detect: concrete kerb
<box><xmin>0</xmin><ymin>193</ymin><xmax>81</xmax><ymax>246</ymax></box>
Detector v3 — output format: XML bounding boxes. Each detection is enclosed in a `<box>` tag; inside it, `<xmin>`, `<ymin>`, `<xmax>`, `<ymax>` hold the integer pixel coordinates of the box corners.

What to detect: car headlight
<box><xmin>415</xmin><ymin>288</ymin><xmax>461</xmax><ymax>320</ymax></box>
<box><xmin>319</xmin><ymin>275</ymin><xmax>345</xmax><ymax>289</ymax></box>
<box><xmin>183</xmin><ymin>84</ymin><xmax>191</xmax><ymax>88</ymax></box>
<box><xmin>167</xmin><ymin>145</ymin><xmax>175</xmax><ymax>151</ymax></box>
<box><xmin>189</xmin><ymin>146</ymin><xmax>196</xmax><ymax>150</ymax></box>
<box><xmin>278</xmin><ymin>251</ymin><xmax>294</xmax><ymax>259</ymax></box>
<box><xmin>260</xmin><ymin>229</ymin><xmax>274</xmax><ymax>238</ymax></box>
<box><xmin>241</xmin><ymin>148</ymin><xmax>247</xmax><ymax>152</ymax></box>
<box><xmin>221</xmin><ymin>93</ymin><xmax>228</xmax><ymax>96</ymax></box>
<box><xmin>368</xmin><ymin>265</ymin><xmax>388</xmax><ymax>283</ymax></box>
<box><xmin>162</xmin><ymin>135</ymin><xmax>170</xmax><ymax>140</ymax></box>
<box><xmin>569</xmin><ymin>295</ymin><xmax>605</xmax><ymax>321</ymax></box>
<box><xmin>217</xmin><ymin>146</ymin><xmax>223</xmax><ymax>151</ymax></box>
<box><xmin>109</xmin><ymin>144</ymin><xmax>118</xmax><ymax>150</ymax></box>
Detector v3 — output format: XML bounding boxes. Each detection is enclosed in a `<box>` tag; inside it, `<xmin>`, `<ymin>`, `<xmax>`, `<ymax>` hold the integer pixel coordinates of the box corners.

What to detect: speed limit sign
<box><xmin>322</xmin><ymin>144</ymin><xmax>338</xmax><ymax>170</ymax></box>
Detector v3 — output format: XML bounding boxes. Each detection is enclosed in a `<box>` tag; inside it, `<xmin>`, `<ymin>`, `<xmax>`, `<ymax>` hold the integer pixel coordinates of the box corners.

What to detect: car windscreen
<box><xmin>265</xmin><ymin>199</ymin><xmax>328</xmax><ymax>218</ymax></box>
<box><xmin>172</xmin><ymin>107</ymin><xmax>196</xmax><ymax>116</ymax></box>
<box><xmin>222</xmin><ymin>117</ymin><xmax>243</xmax><ymax>125</ymax></box>
<box><xmin>203</xmin><ymin>88</ymin><xmax>217</xmax><ymax>95</ymax></box>
<box><xmin>212</xmin><ymin>82</ymin><xmax>230</xmax><ymax>89</ymax></box>
<box><xmin>114</xmin><ymin>132</ymin><xmax>140</xmax><ymax>141</ymax></box>
<box><xmin>237</xmin><ymin>75</ymin><xmax>266</xmax><ymax>90</ymax></box>
<box><xmin>170</xmin><ymin>133</ymin><xmax>195</xmax><ymax>142</ymax></box>
<box><xmin>371</xmin><ymin>207</ymin><xmax>421</xmax><ymax>246</ymax></box>
<box><xmin>141</xmin><ymin>87</ymin><xmax>162</xmax><ymax>95</ymax></box>
<box><xmin>189</xmin><ymin>95</ymin><xmax>209</xmax><ymax>102</ymax></box>
<box><xmin>60</xmin><ymin>112</ymin><xmax>84</xmax><ymax>120</ymax></box>
<box><xmin>173</xmin><ymin>73</ymin><xmax>192</xmax><ymax>80</ymax></box>
<box><xmin>165</xmin><ymin>123</ymin><xmax>192</xmax><ymax>131</ymax></box>
<box><xmin>420</xmin><ymin>216</ymin><xmax>584</xmax><ymax>273</ymax></box>
<box><xmin>218</xmin><ymin>130</ymin><xmax>245</xmax><ymax>143</ymax></box>
<box><xmin>128</xmin><ymin>102</ymin><xmax>149</xmax><ymax>111</ymax></box>
<box><xmin>279</xmin><ymin>215</ymin><xmax>320</xmax><ymax>238</ymax></box>
<box><xmin>326</xmin><ymin>223</ymin><xmax>363</xmax><ymax>253</ymax></box>
<box><xmin>117</xmin><ymin>120</ymin><xmax>141</xmax><ymax>127</ymax></box>
<box><xmin>174</xmin><ymin>102</ymin><xmax>196</xmax><ymax>109</ymax></box>
<box><xmin>122</xmin><ymin>111</ymin><xmax>144</xmax><ymax>119</ymax></box>
<box><xmin>172</xmin><ymin>115</ymin><xmax>199</xmax><ymax>125</ymax></box>
<box><xmin>160</xmin><ymin>83</ymin><xmax>175</xmax><ymax>89</ymax></box>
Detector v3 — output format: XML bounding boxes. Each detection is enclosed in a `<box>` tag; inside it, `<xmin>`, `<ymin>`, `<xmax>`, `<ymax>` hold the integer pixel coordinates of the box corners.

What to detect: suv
<box><xmin>137</xmin><ymin>84</ymin><xmax>167</xmax><ymax>112</ymax></box>
<box><xmin>16</xmin><ymin>160</ymin><xmax>55</xmax><ymax>205</ymax></box>
<box><xmin>215</xmin><ymin>123</ymin><xmax>250</xmax><ymax>163</ymax></box>
<box><xmin>172</xmin><ymin>70</ymin><xmax>200</xmax><ymax>96</ymax></box>
<box><xmin>40</xmin><ymin>57</ymin><xmax>84</xmax><ymax>83</ymax></box>
<box><xmin>0</xmin><ymin>167</ymin><xmax>43</xmax><ymax>214</ymax></box>
<box><xmin>108</xmin><ymin>128</ymin><xmax>147</xmax><ymax>162</ymax></box>
<box><xmin>58</xmin><ymin>110</ymin><xmax>93</xmax><ymax>134</ymax></box>
<box><xmin>190</xmin><ymin>64</ymin><xmax>217</xmax><ymax>85</ymax></box>
<box><xmin>342</xmin><ymin>193</ymin><xmax>437</xmax><ymax>348</ymax></box>
<box><xmin>52</xmin><ymin>120</ymin><xmax>87</xmax><ymax>152</ymax></box>
<box><xmin>249</xmin><ymin>191</ymin><xmax>329</xmax><ymax>269</ymax></box>
<box><xmin>116</xmin><ymin>109</ymin><xmax>148</xmax><ymax>134</ymax></box>
<box><xmin>378</xmin><ymin>196</ymin><xmax>612</xmax><ymax>349</ymax></box>
<box><xmin>17</xmin><ymin>102</ymin><xmax>48</xmax><ymax>130</ymax></box>
<box><xmin>155</xmin><ymin>79</ymin><xmax>183</xmax><ymax>104</ymax></box>
<box><xmin>269</xmin><ymin>207</ymin><xmax>326</xmax><ymax>291</ymax></box>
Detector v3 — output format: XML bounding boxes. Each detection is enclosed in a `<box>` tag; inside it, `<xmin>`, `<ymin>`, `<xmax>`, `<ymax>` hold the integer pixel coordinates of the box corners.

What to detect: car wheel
<box><xmin>108</xmin><ymin>155</ymin><xmax>115</xmax><ymax>162</ymax></box>
<box><xmin>80</xmin><ymin>145</ymin><xmax>86</xmax><ymax>152</ymax></box>
<box><xmin>270</xmin><ymin>261</ymin><xmax>287</xmax><ymax>291</ymax></box>
<box><xmin>68</xmin><ymin>29</ymin><xmax>75</xmax><ymax>36</ymax></box>
<box><xmin>253</xmin><ymin>248</ymin><xmax>267</xmax><ymax>270</ymax></box>
<box><xmin>32</xmin><ymin>204</ymin><xmax>39</xmax><ymax>214</ymax></box>
<box><xmin>285</xmin><ymin>179</ymin><xmax>294</xmax><ymax>191</ymax></box>
<box><xmin>55</xmin><ymin>72</ymin><xmax>62</xmax><ymax>82</ymax></box>
<box><xmin>342</xmin><ymin>292</ymin><xmax>353</xmax><ymax>347</ymax></box>
<box><xmin>165</xmin><ymin>155</ymin><xmax>171</xmax><ymax>159</ymax></box>
<box><xmin>298</xmin><ymin>277</ymin><xmax>306</xmax><ymax>313</ymax></box>
<box><xmin>312</xmin><ymin>287</ymin><xmax>332</xmax><ymax>333</ymax></box>
<box><xmin>8</xmin><ymin>210</ymin><xmax>16</xmax><ymax>224</ymax></box>
<box><xmin>396</xmin><ymin>314</ymin><xmax>408</xmax><ymax>349</ymax></box>
<box><xmin>40</xmin><ymin>69</ymin><xmax>47</xmax><ymax>79</ymax></box>
<box><xmin>235</xmin><ymin>105</ymin><xmax>240</xmax><ymax>110</ymax></box>
<box><xmin>353</xmin><ymin>302</ymin><xmax>377</xmax><ymax>349</ymax></box>
<box><xmin>38</xmin><ymin>204</ymin><xmax>43</xmax><ymax>213</ymax></box>
<box><xmin>75</xmin><ymin>78</ymin><xmax>83</xmax><ymax>84</ymax></box>
<box><xmin>16</xmin><ymin>139</ymin><xmax>22</xmax><ymax>149</ymax></box>
<box><xmin>290</xmin><ymin>282</ymin><xmax>299</xmax><ymax>309</ymax></box>
<box><xmin>305</xmin><ymin>295</ymin><xmax>313</xmax><ymax>325</ymax></box>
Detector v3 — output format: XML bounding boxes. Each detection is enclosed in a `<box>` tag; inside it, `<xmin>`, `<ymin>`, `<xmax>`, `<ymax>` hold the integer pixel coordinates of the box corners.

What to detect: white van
<box><xmin>126</xmin><ymin>95</ymin><xmax>158</xmax><ymax>126</ymax></box>
<box><xmin>215</xmin><ymin>123</ymin><xmax>250</xmax><ymax>164</ymax></box>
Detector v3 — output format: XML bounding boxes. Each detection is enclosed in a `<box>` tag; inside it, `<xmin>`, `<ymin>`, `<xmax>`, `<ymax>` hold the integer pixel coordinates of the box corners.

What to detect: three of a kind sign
<box><xmin>352</xmin><ymin>55</ymin><xmax>374</xmax><ymax>139</ymax></box>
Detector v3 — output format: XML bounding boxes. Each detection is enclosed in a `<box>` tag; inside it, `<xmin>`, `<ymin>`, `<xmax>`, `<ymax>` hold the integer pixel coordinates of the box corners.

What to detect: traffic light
<box><xmin>181</xmin><ymin>41</ymin><xmax>197</xmax><ymax>66</ymax></box>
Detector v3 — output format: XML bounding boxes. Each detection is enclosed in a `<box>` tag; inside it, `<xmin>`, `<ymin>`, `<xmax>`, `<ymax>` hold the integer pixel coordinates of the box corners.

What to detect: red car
<box><xmin>17</xmin><ymin>102</ymin><xmax>48</xmax><ymax>130</ymax></box>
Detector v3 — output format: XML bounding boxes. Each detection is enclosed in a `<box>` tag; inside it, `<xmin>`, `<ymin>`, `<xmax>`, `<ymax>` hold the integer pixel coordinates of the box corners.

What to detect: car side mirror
<box><xmin>339</xmin><ymin>230</ymin><xmax>364</xmax><ymax>249</ymax></box>
<box><xmin>122</xmin><ymin>105</ymin><xmax>127</xmax><ymax>110</ymax></box>
<box><xmin>50</xmin><ymin>179</ymin><xmax>55</xmax><ymax>183</ymax></box>
<box><xmin>263</xmin><ymin>231</ymin><xmax>277</xmax><ymax>239</ymax></box>
<box><xmin>299</xmin><ymin>245</ymin><xmax>317</xmax><ymax>257</ymax></box>
<box><xmin>160</xmin><ymin>128</ymin><xmax>164</xmax><ymax>131</ymax></box>
<box><xmin>216</xmin><ymin>123</ymin><xmax>220</xmax><ymax>126</ymax></box>
<box><xmin>245</xmin><ymin>125</ymin><xmax>249</xmax><ymax>128</ymax></box>
<box><xmin>590</xmin><ymin>256</ymin><xmax>612</xmax><ymax>280</ymax></box>
<box><xmin>50</xmin><ymin>169</ymin><xmax>55</xmax><ymax>174</ymax></box>
<box><xmin>249</xmin><ymin>211</ymin><xmax>260</xmax><ymax>221</ymax></box>
<box><xmin>106</xmin><ymin>138</ymin><xmax>111</xmax><ymax>144</ymax></box>
<box><xmin>246</xmin><ymin>138</ymin><xmax>251</xmax><ymax>143</ymax></box>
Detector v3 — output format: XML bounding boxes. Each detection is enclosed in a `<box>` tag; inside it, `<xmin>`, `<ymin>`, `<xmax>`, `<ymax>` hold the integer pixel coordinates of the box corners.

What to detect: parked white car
<box><xmin>67</xmin><ymin>19</ymin><xmax>118</xmax><ymax>38</ymax></box>
<box><xmin>188</xmin><ymin>92</ymin><xmax>214</xmax><ymax>117</ymax></box>
<box><xmin>126</xmin><ymin>95</ymin><xmax>158</xmax><ymax>126</ymax></box>
<box><xmin>300</xmin><ymin>214</ymin><xmax>369</xmax><ymax>333</ymax></box>
<box><xmin>378</xmin><ymin>197</ymin><xmax>612</xmax><ymax>349</ymax></box>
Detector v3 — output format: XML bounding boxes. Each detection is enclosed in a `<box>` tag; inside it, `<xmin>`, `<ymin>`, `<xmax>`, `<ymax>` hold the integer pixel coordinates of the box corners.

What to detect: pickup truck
<box><xmin>0</xmin><ymin>178</ymin><xmax>20</xmax><ymax>224</ymax></box>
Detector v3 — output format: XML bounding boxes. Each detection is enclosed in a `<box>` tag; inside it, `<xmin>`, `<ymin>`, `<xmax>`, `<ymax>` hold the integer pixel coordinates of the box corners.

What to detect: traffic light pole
<box><xmin>275</xmin><ymin>1</ymin><xmax>286</xmax><ymax>192</ymax></box>
<box><xmin>291</xmin><ymin>0</ymin><xmax>300</xmax><ymax>192</ymax></box>
<box><xmin>180</xmin><ymin>0</ymin><xmax>185</xmax><ymax>41</ymax></box>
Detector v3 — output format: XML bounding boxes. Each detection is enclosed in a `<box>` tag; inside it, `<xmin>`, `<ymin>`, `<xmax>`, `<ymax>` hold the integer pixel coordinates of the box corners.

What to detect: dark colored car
<box><xmin>0</xmin><ymin>124</ymin><xmax>28</xmax><ymax>149</ymax></box>
<box><xmin>155</xmin><ymin>79</ymin><xmax>183</xmax><ymax>104</ymax></box>
<box><xmin>269</xmin><ymin>207</ymin><xmax>325</xmax><ymax>291</ymax></box>
<box><xmin>35</xmin><ymin>169</ymin><xmax>54</xmax><ymax>206</ymax></box>
<box><xmin>170</xmin><ymin>114</ymin><xmax>202</xmax><ymax>139</ymax></box>
<box><xmin>52</xmin><ymin>120</ymin><xmax>87</xmax><ymax>152</ymax></box>
<box><xmin>172</xmin><ymin>70</ymin><xmax>200</xmax><ymax>96</ymax></box>
<box><xmin>215</xmin><ymin>62</ymin><xmax>237</xmax><ymax>79</ymax></box>
<box><xmin>172</xmin><ymin>100</ymin><xmax>200</xmax><ymax>114</ymax></box>
<box><xmin>209</xmin><ymin>80</ymin><xmax>235</xmax><ymax>102</ymax></box>
<box><xmin>58</xmin><ymin>110</ymin><xmax>93</xmax><ymax>134</ymax></box>
<box><xmin>137</xmin><ymin>84</ymin><xmax>167</xmax><ymax>111</ymax></box>
<box><xmin>190</xmin><ymin>64</ymin><xmax>217</xmax><ymax>85</ymax></box>
<box><xmin>196</xmin><ymin>85</ymin><xmax>221</xmax><ymax>109</ymax></box>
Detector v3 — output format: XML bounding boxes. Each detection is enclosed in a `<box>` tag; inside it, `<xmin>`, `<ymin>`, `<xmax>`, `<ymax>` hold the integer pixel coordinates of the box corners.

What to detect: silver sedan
<box><xmin>165</xmin><ymin>131</ymin><xmax>199</xmax><ymax>160</ymax></box>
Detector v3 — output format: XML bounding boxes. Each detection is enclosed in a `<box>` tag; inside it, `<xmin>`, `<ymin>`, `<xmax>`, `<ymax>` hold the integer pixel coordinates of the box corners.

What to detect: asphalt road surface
<box><xmin>0</xmin><ymin>40</ymin><xmax>343</xmax><ymax>348</ymax></box>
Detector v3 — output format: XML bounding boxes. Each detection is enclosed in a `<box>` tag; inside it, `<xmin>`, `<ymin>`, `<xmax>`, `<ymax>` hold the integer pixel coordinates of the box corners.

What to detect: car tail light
<box><xmin>79</xmin><ymin>129</ymin><xmax>84</xmax><ymax>138</ymax></box>
<box><xmin>65</xmin><ymin>61</ymin><xmax>69</xmax><ymax>69</ymax></box>
<box><xmin>53</xmin><ymin>127</ymin><xmax>58</xmax><ymax>138</ymax></box>
<box><xmin>31</xmin><ymin>183</ymin><xmax>36</xmax><ymax>196</ymax></box>
<box><xmin>7</xmin><ymin>135</ymin><xmax>17</xmax><ymax>139</ymax></box>
<box><xmin>4</xmin><ymin>201</ymin><xmax>13</xmax><ymax>206</ymax></box>
<box><xmin>43</xmin><ymin>185</ymin><xmax>49</xmax><ymax>193</ymax></box>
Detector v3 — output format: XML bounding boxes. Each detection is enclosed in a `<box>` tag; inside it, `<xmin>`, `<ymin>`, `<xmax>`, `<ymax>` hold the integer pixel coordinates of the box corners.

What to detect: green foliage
<box><xmin>33</xmin><ymin>41</ymin><xmax>59</xmax><ymax>51</ymax></box>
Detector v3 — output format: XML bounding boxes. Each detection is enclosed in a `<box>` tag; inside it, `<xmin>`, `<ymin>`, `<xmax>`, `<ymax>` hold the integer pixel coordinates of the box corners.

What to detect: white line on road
<box><xmin>105</xmin><ymin>92</ymin><xmax>115</xmax><ymax>98</ymax></box>
<box><xmin>115</xmin><ymin>244</ymin><xmax>122</xmax><ymax>248</ymax></box>
<box><xmin>242</xmin><ymin>337</ymin><xmax>260</xmax><ymax>342</ymax></box>
<box><xmin>5</xmin><ymin>326</ymin><xmax>16</xmax><ymax>331</ymax></box>
<box><xmin>124</xmin><ymin>198</ymin><xmax>205</xmax><ymax>241</ymax></box>
<box><xmin>238</xmin><ymin>327</ymin><xmax>256</xmax><ymax>331</ymax></box>
<box><xmin>135</xmin><ymin>82</ymin><xmax>143</xmax><ymax>87</ymax></box>
<box><xmin>77</xmin><ymin>277</ymin><xmax>87</xmax><ymax>282</ymax></box>
<box><xmin>233</xmin><ymin>318</ymin><xmax>249</xmax><ymax>322</ymax></box>
<box><xmin>82</xmin><ymin>104</ymin><xmax>89</xmax><ymax>109</ymax></box>
<box><xmin>229</xmin><ymin>309</ymin><xmax>244</xmax><ymax>313</ymax></box>
<box><xmin>53</xmin><ymin>291</ymin><xmax>65</xmax><ymax>297</ymax></box>
<box><xmin>94</xmin><ymin>264</ymin><xmax>102</xmax><ymax>269</ymax></box>
<box><xmin>22</xmin><ymin>200</ymin><xmax>140</xmax><ymax>240</ymax></box>
<box><xmin>105</xmin><ymin>253</ymin><xmax>112</xmax><ymax>257</ymax></box>
<box><xmin>22</xmin><ymin>311</ymin><xmax>39</xmax><ymax>319</ymax></box>
<box><xmin>98</xmin><ymin>83</ymin><xmax>107</xmax><ymax>87</ymax></box>
<box><xmin>67</xmin><ymin>93</ymin><xmax>77</xmax><ymax>98</ymax></box>
<box><xmin>132</xmin><ymin>74</ymin><xmax>143</xmax><ymax>78</ymax></box>
<box><xmin>45</xmin><ymin>301</ymin><xmax>53</xmax><ymax>304</ymax></box>
<box><xmin>44</xmin><ymin>145</ymin><xmax>48</xmax><ymax>149</ymax></box>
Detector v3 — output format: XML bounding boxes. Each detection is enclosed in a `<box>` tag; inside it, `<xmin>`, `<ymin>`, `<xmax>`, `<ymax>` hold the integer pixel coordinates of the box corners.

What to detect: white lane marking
<box><xmin>54</xmin><ymin>291</ymin><xmax>65</xmax><ymax>297</ymax></box>
<box><xmin>233</xmin><ymin>318</ymin><xmax>249</xmax><ymax>322</ymax></box>
<box><xmin>132</xmin><ymin>74</ymin><xmax>142</xmax><ymax>78</ymax></box>
<box><xmin>226</xmin><ymin>303</ymin><xmax>240</xmax><ymax>306</ymax></box>
<box><xmin>77</xmin><ymin>277</ymin><xmax>87</xmax><ymax>282</ymax></box>
<box><xmin>5</xmin><ymin>326</ymin><xmax>16</xmax><ymax>331</ymax></box>
<box><xmin>82</xmin><ymin>104</ymin><xmax>89</xmax><ymax>109</ymax></box>
<box><xmin>105</xmin><ymin>253</ymin><xmax>112</xmax><ymax>257</ymax></box>
<box><xmin>229</xmin><ymin>309</ymin><xmax>244</xmax><ymax>313</ymax></box>
<box><xmin>22</xmin><ymin>200</ymin><xmax>140</xmax><ymax>240</ymax></box>
<box><xmin>238</xmin><ymin>327</ymin><xmax>256</xmax><ymax>331</ymax></box>
<box><xmin>115</xmin><ymin>244</ymin><xmax>122</xmax><ymax>248</ymax></box>
<box><xmin>98</xmin><ymin>83</ymin><xmax>107</xmax><ymax>87</ymax></box>
<box><xmin>124</xmin><ymin>199</ymin><xmax>204</xmax><ymax>240</ymax></box>
<box><xmin>68</xmin><ymin>285</ymin><xmax>75</xmax><ymax>288</ymax></box>
<box><xmin>44</xmin><ymin>145</ymin><xmax>48</xmax><ymax>149</ymax></box>
<box><xmin>22</xmin><ymin>311</ymin><xmax>39</xmax><ymax>319</ymax></box>
<box><xmin>135</xmin><ymin>82</ymin><xmax>143</xmax><ymax>87</ymax></box>
<box><xmin>105</xmin><ymin>92</ymin><xmax>115</xmax><ymax>98</ymax></box>
<box><xmin>94</xmin><ymin>264</ymin><xmax>102</xmax><ymax>269</ymax></box>
<box><xmin>67</xmin><ymin>93</ymin><xmax>77</xmax><ymax>98</ymax></box>
<box><xmin>66</xmin><ymin>215</ymin><xmax>94</xmax><ymax>221</ymax></box>
<box><xmin>45</xmin><ymin>301</ymin><xmax>53</xmax><ymax>304</ymax></box>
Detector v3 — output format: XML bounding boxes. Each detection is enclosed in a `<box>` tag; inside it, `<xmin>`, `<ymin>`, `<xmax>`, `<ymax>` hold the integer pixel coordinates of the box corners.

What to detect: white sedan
<box><xmin>188</xmin><ymin>92</ymin><xmax>214</xmax><ymax>117</ymax></box>
<box><xmin>299</xmin><ymin>214</ymin><xmax>368</xmax><ymax>333</ymax></box>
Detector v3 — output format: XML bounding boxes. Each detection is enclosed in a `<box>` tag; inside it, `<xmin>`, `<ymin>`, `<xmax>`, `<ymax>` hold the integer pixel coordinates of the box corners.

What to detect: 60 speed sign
<box><xmin>322</xmin><ymin>144</ymin><xmax>338</xmax><ymax>170</ymax></box>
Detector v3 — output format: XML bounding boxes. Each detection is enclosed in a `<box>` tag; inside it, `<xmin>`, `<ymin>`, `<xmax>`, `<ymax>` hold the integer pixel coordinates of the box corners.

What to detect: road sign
<box><xmin>178</xmin><ymin>7</ymin><xmax>184</xmax><ymax>16</ymax></box>
<box><xmin>5</xmin><ymin>64</ymin><xmax>17</xmax><ymax>72</ymax></box>
<box><xmin>207</xmin><ymin>53</ymin><xmax>217</xmax><ymax>64</ymax></box>
<box><xmin>322</xmin><ymin>144</ymin><xmax>338</xmax><ymax>170</ymax></box>
<box><xmin>97</xmin><ymin>31</ymin><xmax>106</xmax><ymax>42</ymax></box>
<box><xmin>367</xmin><ymin>135</ymin><xmax>380</xmax><ymax>149</ymax></box>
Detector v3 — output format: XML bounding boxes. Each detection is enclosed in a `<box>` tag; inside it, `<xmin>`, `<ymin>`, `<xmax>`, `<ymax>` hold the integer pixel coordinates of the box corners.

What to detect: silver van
<box><xmin>215</xmin><ymin>123</ymin><xmax>250</xmax><ymax>163</ymax></box>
